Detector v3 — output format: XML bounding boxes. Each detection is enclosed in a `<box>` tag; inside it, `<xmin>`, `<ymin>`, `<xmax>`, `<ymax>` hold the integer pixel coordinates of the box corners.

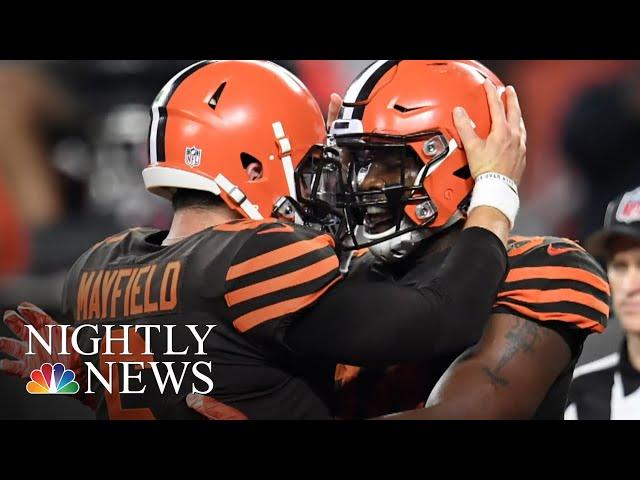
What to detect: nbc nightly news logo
<box><xmin>25</xmin><ymin>324</ymin><xmax>217</xmax><ymax>396</ymax></box>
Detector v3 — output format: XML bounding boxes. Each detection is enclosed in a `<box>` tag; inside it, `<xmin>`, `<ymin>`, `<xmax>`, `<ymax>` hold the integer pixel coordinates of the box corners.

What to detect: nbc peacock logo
<box><xmin>26</xmin><ymin>362</ymin><xmax>80</xmax><ymax>394</ymax></box>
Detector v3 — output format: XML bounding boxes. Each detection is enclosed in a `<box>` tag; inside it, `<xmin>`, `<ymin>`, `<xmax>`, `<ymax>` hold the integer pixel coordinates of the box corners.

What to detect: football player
<box><xmin>317</xmin><ymin>60</ymin><xmax>610</xmax><ymax>419</ymax></box>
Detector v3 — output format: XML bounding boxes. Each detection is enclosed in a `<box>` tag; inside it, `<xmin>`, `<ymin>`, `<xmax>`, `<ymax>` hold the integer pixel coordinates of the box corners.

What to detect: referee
<box><xmin>565</xmin><ymin>187</ymin><xmax>640</xmax><ymax>419</ymax></box>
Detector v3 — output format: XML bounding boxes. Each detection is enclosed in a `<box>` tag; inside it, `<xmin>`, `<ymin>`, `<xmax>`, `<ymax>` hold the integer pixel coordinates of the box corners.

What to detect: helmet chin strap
<box><xmin>364</xmin><ymin>212</ymin><xmax>464</xmax><ymax>263</ymax></box>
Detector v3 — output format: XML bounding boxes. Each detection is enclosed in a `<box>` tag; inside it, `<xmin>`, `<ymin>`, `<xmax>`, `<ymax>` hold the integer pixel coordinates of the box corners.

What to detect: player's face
<box><xmin>607</xmin><ymin>236</ymin><xmax>640</xmax><ymax>334</ymax></box>
<box><xmin>341</xmin><ymin>146</ymin><xmax>421</xmax><ymax>235</ymax></box>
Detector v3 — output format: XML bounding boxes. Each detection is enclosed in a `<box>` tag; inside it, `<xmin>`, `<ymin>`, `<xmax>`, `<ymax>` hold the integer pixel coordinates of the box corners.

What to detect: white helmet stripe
<box><xmin>342</xmin><ymin>60</ymin><xmax>396</xmax><ymax>120</ymax></box>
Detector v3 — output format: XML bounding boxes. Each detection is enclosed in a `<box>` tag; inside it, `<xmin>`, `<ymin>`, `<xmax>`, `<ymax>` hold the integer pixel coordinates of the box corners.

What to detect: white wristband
<box><xmin>475</xmin><ymin>172</ymin><xmax>518</xmax><ymax>194</ymax></box>
<box><xmin>468</xmin><ymin>172</ymin><xmax>520</xmax><ymax>228</ymax></box>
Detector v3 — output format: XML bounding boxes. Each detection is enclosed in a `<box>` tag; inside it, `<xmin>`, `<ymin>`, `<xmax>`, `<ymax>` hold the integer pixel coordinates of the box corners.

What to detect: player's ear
<box><xmin>246</xmin><ymin>161</ymin><xmax>263</xmax><ymax>181</ymax></box>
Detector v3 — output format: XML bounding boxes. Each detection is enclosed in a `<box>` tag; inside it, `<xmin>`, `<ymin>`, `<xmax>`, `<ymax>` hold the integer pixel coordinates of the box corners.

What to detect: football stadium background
<box><xmin>0</xmin><ymin>60</ymin><xmax>636</xmax><ymax>419</ymax></box>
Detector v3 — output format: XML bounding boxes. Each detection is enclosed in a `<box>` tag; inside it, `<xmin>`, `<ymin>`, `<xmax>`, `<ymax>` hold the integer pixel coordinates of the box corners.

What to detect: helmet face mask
<box><xmin>337</xmin><ymin>131</ymin><xmax>449</xmax><ymax>250</ymax></box>
<box><xmin>289</xmin><ymin>144</ymin><xmax>347</xmax><ymax>237</ymax></box>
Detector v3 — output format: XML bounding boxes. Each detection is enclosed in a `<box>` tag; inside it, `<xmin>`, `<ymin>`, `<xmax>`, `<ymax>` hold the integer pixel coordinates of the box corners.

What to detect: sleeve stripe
<box><xmin>256</xmin><ymin>225</ymin><xmax>295</xmax><ymax>234</ymax></box>
<box><xmin>87</xmin><ymin>228</ymin><xmax>142</xmax><ymax>254</ymax></box>
<box><xmin>226</xmin><ymin>235</ymin><xmax>335</xmax><ymax>281</ymax></box>
<box><xmin>496</xmin><ymin>288</ymin><xmax>610</xmax><ymax>316</ymax></box>
<box><xmin>505</xmin><ymin>266</ymin><xmax>610</xmax><ymax>295</ymax></box>
<box><xmin>225</xmin><ymin>255</ymin><xmax>339</xmax><ymax>307</ymax></box>
<box><xmin>214</xmin><ymin>219</ymin><xmax>276</xmax><ymax>232</ymax></box>
<box><xmin>494</xmin><ymin>300</ymin><xmax>606</xmax><ymax>332</ymax></box>
<box><xmin>232</xmin><ymin>275</ymin><xmax>343</xmax><ymax>332</ymax></box>
<box><xmin>507</xmin><ymin>237</ymin><xmax>545</xmax><ymax>257</ymax></box>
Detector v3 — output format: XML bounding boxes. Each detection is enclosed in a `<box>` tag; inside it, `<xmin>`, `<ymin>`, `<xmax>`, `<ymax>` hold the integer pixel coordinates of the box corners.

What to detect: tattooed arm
<box><xmin>378</xmin><ymin>313</ymin><xmax>571</xmax><ymax>419</ymax></box>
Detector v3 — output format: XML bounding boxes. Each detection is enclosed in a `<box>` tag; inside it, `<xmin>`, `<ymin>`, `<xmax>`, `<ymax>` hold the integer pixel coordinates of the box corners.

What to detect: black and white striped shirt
<box><xmin>565</xmin><ymin>339</ymin><xmax>640</xmax><ymax>419</ymax></box>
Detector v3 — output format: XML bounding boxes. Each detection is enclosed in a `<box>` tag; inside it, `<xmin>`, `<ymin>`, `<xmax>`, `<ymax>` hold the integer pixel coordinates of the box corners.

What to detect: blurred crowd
<box><xmin>0</xmin><ymin>60</ymin><xmax>638</xmax><ymax>418</ymax></box>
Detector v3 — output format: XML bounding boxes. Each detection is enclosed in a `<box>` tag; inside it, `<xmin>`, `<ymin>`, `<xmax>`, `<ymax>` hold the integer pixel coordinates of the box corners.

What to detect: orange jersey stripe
<box><xmin>87</xmin><ymin>228</ymin><xmax>142</xmax><ymax>254</ymax></box>
<box><xmin>226</xmin><ymin>235</ymin><xmax>336</xmax><ymax>281</ymax></box>
<box><xmin>214</xmin><ymin>219</ymin><xmax>276</xmax><ymax>232</ymax></box>
<box><xmin>105</xmin><ymin>228</ymin><xmax>141</xmax><ymax>244</ymax></box>
<box><xmin>507</xmin><ymin>237</ymin><xmax>545</xmax><ymax>257</ymax></box>
<box><xmin>505</xmin><ymin>266</ymin><xmax>610</xmax><ymax>295</ymax></box>
<box><xmin>497</xmin><ymin>288</ymin><xmax>609</xmax><ymax>316</ymax></box>
<box><xmin>225</xmin><ymin>255</ymin><xmax>339</xmax><ymax>307</ymax></box>
<box><xmin>257</xmin><ymin>225</ymin><xmax>295</xmax><ymax>235</ymax></box>
<box><xmin>494</xmin><ymin>300</ymin><xmax>606</xmax><ymax>333</ymax></box>
<box><xmin>233</xmin><ymin>275</ymin><xmax>343</xmax><ymax>332</ymax></box>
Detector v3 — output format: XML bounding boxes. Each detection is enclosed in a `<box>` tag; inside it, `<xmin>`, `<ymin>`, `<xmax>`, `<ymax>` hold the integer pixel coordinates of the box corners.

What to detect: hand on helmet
<box><xmin>453</xmin><ymin>80</ymin><xmax>527</xmax><ymax>187</ymax></box>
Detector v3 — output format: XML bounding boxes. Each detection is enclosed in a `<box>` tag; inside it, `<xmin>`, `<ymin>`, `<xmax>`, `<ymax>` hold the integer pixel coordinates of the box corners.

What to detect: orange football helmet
<box><xmin>324</xmin><ymin>60</ymin><xmax>505</xmax><ymax>255</ymax></box>
<box><xmin>143</xmin><ymin>60</ymin><xmax>327</xmax><ymax>222</ymax></box>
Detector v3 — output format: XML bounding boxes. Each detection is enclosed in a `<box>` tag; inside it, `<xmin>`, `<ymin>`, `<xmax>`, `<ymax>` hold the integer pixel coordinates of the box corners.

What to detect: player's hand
<box><xmin>453</xmin><ymin>80</ymin><xmax>527</xmax><ymax>186</ymax></box>
<box><xmin>186</xmin><ymin>393</ymin><xmax>249</xmax><ymax>420</ymax></box>
<box><xmin>327</xmin><ymin>93</ymin><xmax>343</xmax><ymax>130</ymax></box>
<box><xmin>0</xmin><ymin>302</ymin><xmax>82</xmax><ymax>378</ymax></box>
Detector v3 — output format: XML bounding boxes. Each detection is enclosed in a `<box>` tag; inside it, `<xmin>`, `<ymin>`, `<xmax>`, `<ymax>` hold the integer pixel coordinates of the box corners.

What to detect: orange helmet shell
<box><xmin>334</xmin><ymin>60</ymin><xmax>505</xmax><ymax>229</ymax></box>
<box><xmin>144</xmin><ymin>60</ymin><xmax>326</xmax><ymax>219</ymax></box>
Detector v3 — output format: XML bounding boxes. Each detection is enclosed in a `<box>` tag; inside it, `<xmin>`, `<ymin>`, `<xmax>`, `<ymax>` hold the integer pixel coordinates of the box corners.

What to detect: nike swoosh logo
<box><xmin>547</xmin><ymin>244</ymin><xmax>583</xmax><ymax>256</ymax></box>
<box><xmin>393</xmin><ymin>104</ymin><xmax>428</xmax><ymax>113</ymax></box>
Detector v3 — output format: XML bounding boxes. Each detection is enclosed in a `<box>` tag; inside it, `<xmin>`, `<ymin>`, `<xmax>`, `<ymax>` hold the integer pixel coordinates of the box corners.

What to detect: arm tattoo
<box><xmin>482</xmin><ymin>318</ymin><xmax>547</xmax><ymax>387</ymax></box>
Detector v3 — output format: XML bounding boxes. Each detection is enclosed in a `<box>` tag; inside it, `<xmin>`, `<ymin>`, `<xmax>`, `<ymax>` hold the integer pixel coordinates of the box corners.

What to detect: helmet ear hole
<box><xmin>240</xmin><ymin>152</ymin><xmax>263</xmax><ymax>181</ymax></box>
<box><xmin>208</xmin><ymin>82</ymin><xmax>227</xmax><ymax>110</ymax></box>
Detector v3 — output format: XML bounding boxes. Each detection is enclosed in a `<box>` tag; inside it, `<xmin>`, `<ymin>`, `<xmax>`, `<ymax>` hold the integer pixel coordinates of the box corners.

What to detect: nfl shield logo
<box><xmin>185</xmin><ymin>146</ymin><xmax>202</xmax><ymax>168</ymax></box>
<box><xmin>616</xmin><ymin>187</ymin><xmax>640</xmax><ymax>224</ymax></box>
